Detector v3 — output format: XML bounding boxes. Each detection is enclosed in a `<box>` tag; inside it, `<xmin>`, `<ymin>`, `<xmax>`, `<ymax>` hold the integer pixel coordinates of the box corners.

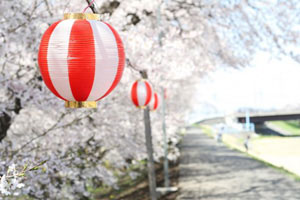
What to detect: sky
<box><xmin>190</xmin><ymin>52</ymin><xmax>300</xmax><ymax>122</ymax></box>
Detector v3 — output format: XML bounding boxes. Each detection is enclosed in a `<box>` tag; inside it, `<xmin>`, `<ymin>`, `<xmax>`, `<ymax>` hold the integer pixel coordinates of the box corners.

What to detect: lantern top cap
<box><xmin>64</xmin><ymin>13</ymin><xmax>100</xmax><ymax>20</ymax></box>
<box><xmin>137</xmin><ymin>78</ymin><xmax>148</xmax><ymax>82</ymax></box>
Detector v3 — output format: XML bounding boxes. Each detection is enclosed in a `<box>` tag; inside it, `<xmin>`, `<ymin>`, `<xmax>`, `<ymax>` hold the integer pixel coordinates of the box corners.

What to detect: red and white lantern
<box><xmin>38</xmin><ymin>13</ymin><xmax>125</xmax><ymax>108</ymax></box>
<box><xmin>148</xmin><ymin>92</ymin><xmax>160</xmax><ymax>111</ymax></box>
<box><xmin>130</xmin><ymin>80</ymin><xmax>153</xmax><ymax>108</ymax></box>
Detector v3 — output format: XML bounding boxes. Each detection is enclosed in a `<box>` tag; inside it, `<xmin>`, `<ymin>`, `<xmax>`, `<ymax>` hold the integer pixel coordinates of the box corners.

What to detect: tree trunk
<box><xmin>0</xmin><ymin>98</ymin><xmax>22</xmax><ymax>142</ymax></box>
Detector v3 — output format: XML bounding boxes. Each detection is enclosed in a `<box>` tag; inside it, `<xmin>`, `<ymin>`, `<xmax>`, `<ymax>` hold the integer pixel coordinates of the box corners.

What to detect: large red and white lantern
<box><xmin>130</xmin><ymin>80</ymin><xmax>153</xmax><ymax>108</ymax></box>
<box><xmin>148</xmin><ymin>92</ymin><xmax>160</xmax><ymax>111</ymax></box>
<box><xmin>38</xmin><ymin>13</ymin><xmax>125</xmax><ymax>108</ymax></box>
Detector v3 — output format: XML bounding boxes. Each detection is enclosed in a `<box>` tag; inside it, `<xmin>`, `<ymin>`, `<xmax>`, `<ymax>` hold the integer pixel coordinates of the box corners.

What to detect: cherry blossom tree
<box><xmin>0</xmin><ymin>0</ymin><xmax>299</xmax><ymax>198</ymax></box>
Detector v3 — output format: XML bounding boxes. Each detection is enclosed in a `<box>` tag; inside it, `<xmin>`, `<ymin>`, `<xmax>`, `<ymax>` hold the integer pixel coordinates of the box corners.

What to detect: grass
<box><xmin>89</xmin><ymin>158</ymin><xmax>180</xmax><ymax>200</ymax></box>
<box><xmin>270</xmin><ymin>120</ymin><xmax>300</xmax><ymax>135</ymax></box>
<box><xmin>194</xmin><ymin>124</ymin><xmax>213</xmax><ymax>137</ymax></box>
<box><xmin>89</xmin><ymin>160</ymin><xmax>148</xmax><ymax>200</ymax></box>
<box><xmin>197</xmin><ymin>124</ymin><xmax>300</xmax><ymax>181</ymax></box>
<box><xmin>247</xmin><ymin>154</ymin><xmax>300</xmax><ymax>181</ymax></box>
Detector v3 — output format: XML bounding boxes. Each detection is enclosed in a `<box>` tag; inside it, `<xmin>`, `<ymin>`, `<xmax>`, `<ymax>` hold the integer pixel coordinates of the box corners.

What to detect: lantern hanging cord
<box><xmin>126</xmin><ymin>58</ymin><xmax>148</xmax><ymax>79</ymax></box>
<box><xmin>83</xmin><ymin>0</ymin><xmax>96</xmax><ymax>13</ymax></box>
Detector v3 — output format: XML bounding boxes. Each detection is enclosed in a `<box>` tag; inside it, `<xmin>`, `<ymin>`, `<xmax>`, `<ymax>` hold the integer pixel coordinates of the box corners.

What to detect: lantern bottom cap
<box><xmin>65</xmin><ymin>101</ymin><xmax>97</xmax><ymax>108</ymax></box>
<box><xmin>137</xmin><ymin>105</ymin><xmax>146</xmax><ymax>109</ymax></box>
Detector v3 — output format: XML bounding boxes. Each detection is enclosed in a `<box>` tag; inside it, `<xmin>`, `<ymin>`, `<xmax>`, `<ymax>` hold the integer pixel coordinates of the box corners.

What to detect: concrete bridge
<box><xmin>236</xmin><ymin>111</ymin><xmax>300</xmax><ymax>124</ymax></box>
<box><xmin>197</xmin><ymin>111</ymin><xmax>300</xmax><ymax>126</ymax></box>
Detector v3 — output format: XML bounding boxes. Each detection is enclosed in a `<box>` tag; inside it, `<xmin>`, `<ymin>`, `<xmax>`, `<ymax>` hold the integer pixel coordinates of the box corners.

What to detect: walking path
<box><xmin>176</xmin><ymin>127</ymin><xmax>300</xmax><ymax>200</ymax></box>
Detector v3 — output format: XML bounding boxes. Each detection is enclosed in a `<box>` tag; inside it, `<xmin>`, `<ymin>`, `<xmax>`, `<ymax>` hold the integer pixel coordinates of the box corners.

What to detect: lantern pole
<box><xmin>84</xmin><ymin>2</ymin><xmax>157</xmax><ymax>199</ymax></box>
<box><xmin>141</xmin><ymin>71</ymin><xmax>158</xmax><ymax>200</ymax></box>
<box><xmin>155</xmin><ymin>0</ymin><xmax>177</xmax><ymax>195</ymax></box>
<box><xmin>157</xmin><ymin>0</ymin><xmax>171</xmax><ymax>190</ymax></box>
<box><xmin>144</xmin><ymin>106</ymin><xmax>158</xmax><ymax>200</ymax></box>
<box><xmin>161</xmin><ymin>88</ymin><xmax>169</xmax><ymax>187</ymax></box>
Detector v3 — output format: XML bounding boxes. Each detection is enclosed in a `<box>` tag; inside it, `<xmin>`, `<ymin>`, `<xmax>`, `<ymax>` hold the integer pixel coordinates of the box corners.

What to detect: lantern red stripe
<box><xmin>149</xmin><ymin>92</ymin><xmax>159</xmax><ymax>111</ymax></box>
<box><xmin>131</xmin><ymin>81</ymin><xmax>139</xmax><ymax>107</ymax></box>
<box><xmin>96</xmin><ymin>22</ymin><xmax>125</xmax><ymax>101</ymax></box>
<box><xmin>38</xmin><ymin>20</ymin><xmax>67</xmax><ymax>101</ymax></box>
<box><xmin>68</xmin><ymin>20</ymin><xmax>95</xmax><ymax>101</ymax></box>
<box><xmin>154</xmin><ymin>93</ymin><xmax>158</xmax><ymax>110</ymax></box>
<box><xmin>38</xmin><ymin>18</ymin><xmax>125</xmax><ymax>104</ymax></box>
<box><xmin>130</xmin><ymin>80</ymin><xmax>153</xmax><ymax>108</ymax></box>
<box><xmin>145</xmin><ymin>81</ymin><xmax>152</xmax><ymax>106</ymax></box>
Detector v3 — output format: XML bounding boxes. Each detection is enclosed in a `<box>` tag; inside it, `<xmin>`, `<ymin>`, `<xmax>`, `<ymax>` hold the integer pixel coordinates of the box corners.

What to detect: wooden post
<box><xmin>141</xmin><ymin>70</ymin><xmax>157</xmax><ymax>200</ymax></box>
<box><xmin>144</xmin><ymin>106</ymin><xmax>157</xmax><ymax>200</ymax></box>
<box><xmin>162</xmin><ymin>88</ymin><xmax>170</xmax><ymax>187</ymax></box>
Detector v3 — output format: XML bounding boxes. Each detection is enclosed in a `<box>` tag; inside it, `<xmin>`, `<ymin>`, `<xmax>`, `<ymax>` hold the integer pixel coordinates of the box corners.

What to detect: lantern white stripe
<box><xmin>137</xmin><ymin>81</ymin><xmax>147</xmax><ymax>106</ymax></box>
<box><xmin>47</xmin><ymin>19</ymin><xmax>75</xmax><ymax>101</ymax></box>
<box><xmin>86</xmin><ymin>21</ymin><xmax>119</xmax><ymax>101</ymax></box>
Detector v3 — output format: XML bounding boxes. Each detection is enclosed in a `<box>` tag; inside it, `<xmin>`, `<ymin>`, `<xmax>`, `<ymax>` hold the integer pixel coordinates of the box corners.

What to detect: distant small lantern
<box><xmin>130</xmin><ymin>79</ymin><xmax>153</xmax><ymax>108</ymax></box>
<box><xmin>148</xmin><ymin>92</ymin><xmax>160</xmax><ymax>111</ymax></box>
<box><xmin>38</xmin><ymin>13</ymin><xmax>125</xmax><ymax>108</ymax></box>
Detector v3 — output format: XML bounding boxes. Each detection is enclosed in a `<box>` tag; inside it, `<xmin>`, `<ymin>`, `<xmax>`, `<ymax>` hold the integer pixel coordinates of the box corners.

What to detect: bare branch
<box><xmin>85</xmin><ymin>0</ymin><xmax>99</xmax><ymax>14</ymax></box>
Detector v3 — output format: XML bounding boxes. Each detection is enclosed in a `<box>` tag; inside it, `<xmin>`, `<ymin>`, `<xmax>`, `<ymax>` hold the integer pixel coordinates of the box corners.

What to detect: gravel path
<box><xmin>176</xmin><ymin>127</ymin><xmax>300</xmax><ymax>200</ymax></box>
